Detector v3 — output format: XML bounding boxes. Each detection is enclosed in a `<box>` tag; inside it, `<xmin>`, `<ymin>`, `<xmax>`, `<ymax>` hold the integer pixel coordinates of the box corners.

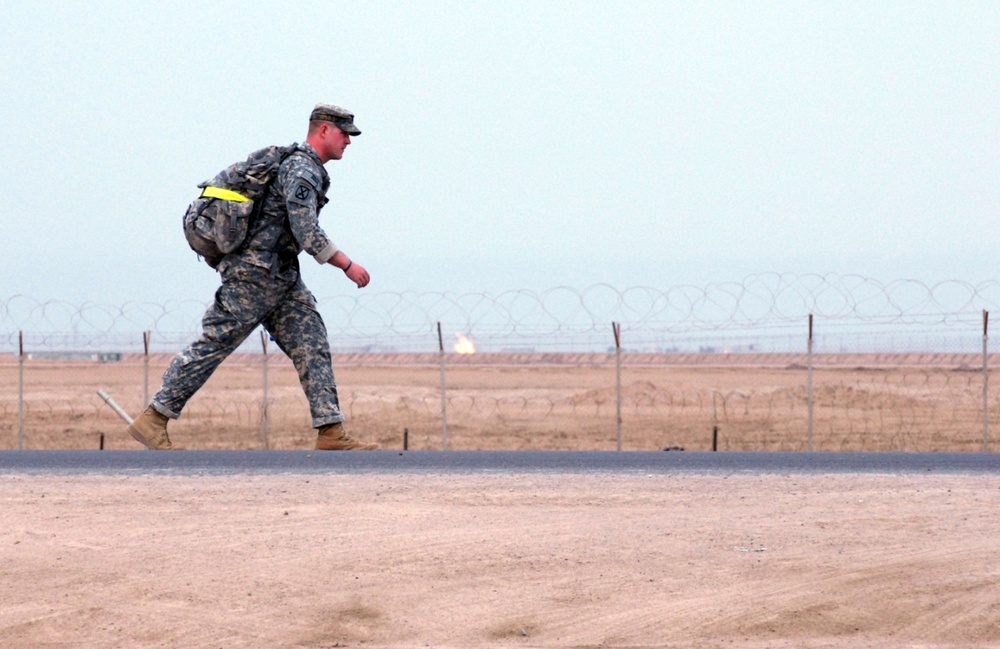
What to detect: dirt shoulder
<box><xmin>2</xmin><ymin>472</ymin><xmax>999</xmax><ymax>648</ymax></box>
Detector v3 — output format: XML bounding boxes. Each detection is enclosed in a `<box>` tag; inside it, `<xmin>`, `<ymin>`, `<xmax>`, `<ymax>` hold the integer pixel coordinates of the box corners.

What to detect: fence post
<box><xmin>260</xmin><ymin>330</ymin><xmax>270</xmax><ymax>450</ymax></box>
<box><xmin>613</xmin><ymin>322</ymin><xmax>622</xmax><ymax>451</ymax></box>
<box><xmin>17</xmin><ymin>331</ymin><xmax>24</xmax><ymax>450</ymax></box>
<box><xmin>142</xmin><ymin>330</ymin><xmax>151</xmax><ymax>407</ymax></box>
<box><xmin>712</xmin><ymin>391</ymin><xmax>719</xmax><ymax>450</ymax></box>
<box><xmin>807</xmin><ymin>314</ymin><xmax>814</xmax><ymax>452</ymax></box>
<box><xmin>437</xmin><ymin>322</ymin><xmax>448</xmax><ymax>450</ymax></box>
<box><xmin>983</xmin><ymin>310</ymin><xmax>989</xmax><ymax>452</ymax></box>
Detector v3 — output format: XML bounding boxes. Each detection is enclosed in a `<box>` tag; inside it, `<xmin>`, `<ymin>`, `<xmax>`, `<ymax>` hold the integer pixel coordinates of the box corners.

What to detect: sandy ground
<box><xmin>2</xmin><ymin>354</ymin><xmax>996</xmax><ymax>452</ymax></box>
<box><xmin>2</xmin><ymin>471</ymin><xmax>999</xmax><ymax>648</ymax></box>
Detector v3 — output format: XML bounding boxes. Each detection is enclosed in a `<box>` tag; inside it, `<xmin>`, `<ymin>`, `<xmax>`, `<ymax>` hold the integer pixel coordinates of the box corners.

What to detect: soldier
<box><xmin>127</xmin><ymin>103</ymin><xmax>379</xmax><ymax>451</ymax></box>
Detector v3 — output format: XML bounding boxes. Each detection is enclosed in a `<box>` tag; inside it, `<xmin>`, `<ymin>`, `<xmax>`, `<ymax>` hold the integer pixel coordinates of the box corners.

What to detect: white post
<box><xmin>807</xmin><ymin>314</ymin><xmax>814</xmax><ymax>452</ymax></box>
<box><xmin>613</xmin><ymin>322</ymin><xmax>622</xmax><ymax>451</ymax></box>
<box><xmin>437</xmin><ymin>322</ymin><xmax>448</xmax><ymax>450</ymax></box>
<box><xmin>97</xmin><ymin>389</ymin><xmax>134</xmax><ymax>425</ymax></box>
<box><xmin>260</xmin><ymin>330</ymin><xmax>270</xmax><ymax>450</ymax></box>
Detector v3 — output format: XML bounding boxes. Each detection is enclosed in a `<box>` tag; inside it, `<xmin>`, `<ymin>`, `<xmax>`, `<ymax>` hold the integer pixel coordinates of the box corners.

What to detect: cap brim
<box><xmin>338</xmin><ymin>122</ymin><xmax>361</xmax><ymax>136</ymax></box>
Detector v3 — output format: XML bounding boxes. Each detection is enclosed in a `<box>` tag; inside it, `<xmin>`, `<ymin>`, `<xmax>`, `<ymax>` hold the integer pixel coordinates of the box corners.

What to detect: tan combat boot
<box><xmin>127</xmin><ymin>405</ymin><xmax>183</xmax><ymax>450</ymax></box>
<box><xmin>315</xmin><ymin>423</ymin><xmax>379</xmax><ymax>451</ymax></box>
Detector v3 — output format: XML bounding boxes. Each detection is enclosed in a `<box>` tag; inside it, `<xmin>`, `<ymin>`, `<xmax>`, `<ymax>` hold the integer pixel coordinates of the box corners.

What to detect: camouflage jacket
<box><xmin>219</xmin><ymin>143</ymin><xmax>337</xmax><ymax>280</ymax></box>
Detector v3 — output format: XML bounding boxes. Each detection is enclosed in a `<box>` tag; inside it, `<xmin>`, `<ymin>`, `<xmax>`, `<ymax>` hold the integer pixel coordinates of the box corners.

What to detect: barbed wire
<box><xmin>4</xmin><ymin>356</ymin><xmax>994</xmax><ymax>451</ymax></box>
<box><xmin>2</xmin><ymin>273</ymin><xmax>999</xmax><ymax>353</ymax></box>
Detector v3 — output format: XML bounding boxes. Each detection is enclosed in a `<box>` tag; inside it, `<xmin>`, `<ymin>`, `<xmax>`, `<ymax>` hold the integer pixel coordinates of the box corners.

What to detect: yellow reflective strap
<box><xmin>200</xmin><ymin>186</ymin><xmax>252</xmax><ymax>202</ymax></box>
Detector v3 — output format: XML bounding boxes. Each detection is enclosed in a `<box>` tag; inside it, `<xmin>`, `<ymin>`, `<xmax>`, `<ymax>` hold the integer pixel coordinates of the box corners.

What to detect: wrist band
<box><xmin>344</xmin><ymin>260</ymin><xmax>353</xmax><ymax>272</ymax></box>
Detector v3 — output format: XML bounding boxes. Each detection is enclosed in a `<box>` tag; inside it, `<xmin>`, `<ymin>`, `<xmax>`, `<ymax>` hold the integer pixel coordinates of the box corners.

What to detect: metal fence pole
<box><xmin>142</xmin><ymin>330</ymin><xmax>151</xmax><ymax>407</ymax></box>
<box><xmin>712</xmin><ymin>391</ymin><xmax>719</xmax><ymax>450</ymax></box>
<box><xmin>437</xmin><ymin>322</ymin><xmax>448</xmax><ymax>450</ymax></box>
<box><xmin>807</xmin><ymin>314</ymin><xmax>814</xmax><ymax>452</ymax></box>
<box><xmin>613</xmin><ymin>321</ymin><xmax>622</xmax><ymax>451</ymax></box>
<box><xmin>983</xmin><ymin>310</ymin><xmax>989</xmax><ymax>452</ymax></box>
<box><xmin>260</xmin><ymin>330</ymin><xmax>270</xmax><ymax>450</ymax></box>
<box><xmin>17</xmin><ymin>331</ymin><xmax>24</xmax><ymax>450</ymax></box>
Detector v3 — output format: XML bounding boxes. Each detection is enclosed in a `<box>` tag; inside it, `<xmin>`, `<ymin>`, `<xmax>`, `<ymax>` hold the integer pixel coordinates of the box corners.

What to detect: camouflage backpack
<box><xmin>182</xmin><ymin>143</ymin><xmax>301</xmax><ymax>268</ymax></box>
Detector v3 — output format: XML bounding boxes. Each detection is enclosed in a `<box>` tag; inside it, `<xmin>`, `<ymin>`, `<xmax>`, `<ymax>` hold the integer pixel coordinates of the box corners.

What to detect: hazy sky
<box><xmin>1</xmin><ymin>1</ymin><xmax>997</xmax><ymax>305</ymax></box>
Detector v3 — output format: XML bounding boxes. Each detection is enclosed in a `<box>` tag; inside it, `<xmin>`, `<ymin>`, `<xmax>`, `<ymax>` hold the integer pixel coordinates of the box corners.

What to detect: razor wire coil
<box><xmin>3</xmin><ymin>273</ymin><xmax>999</xmax><ymax>354</ymax></box>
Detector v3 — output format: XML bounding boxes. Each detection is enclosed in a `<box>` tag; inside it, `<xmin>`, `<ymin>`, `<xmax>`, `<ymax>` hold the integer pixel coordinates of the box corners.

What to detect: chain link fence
<box><xmin>2</xmin><ymin>274</ymin><xmax>998</xmax><ymax>451</ymax></box>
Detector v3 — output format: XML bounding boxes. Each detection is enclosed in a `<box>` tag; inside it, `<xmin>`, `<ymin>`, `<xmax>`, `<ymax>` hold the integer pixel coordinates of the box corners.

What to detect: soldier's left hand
<box><xmin>346</xmin><ymin>262</ymin><xmax>370</xmax><ymax>288</ymax></box>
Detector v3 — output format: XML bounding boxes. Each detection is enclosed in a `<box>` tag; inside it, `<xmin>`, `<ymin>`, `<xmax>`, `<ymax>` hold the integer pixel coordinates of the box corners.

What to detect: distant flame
<box><xmin>454</xmin><ymin>332</ymin><xmax>476</xmax><ymax>354</ymax></box>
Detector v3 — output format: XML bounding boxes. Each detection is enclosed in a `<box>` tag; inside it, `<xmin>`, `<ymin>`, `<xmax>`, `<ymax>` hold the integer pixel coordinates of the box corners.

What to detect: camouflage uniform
<box><xmin>152</xmin><ymin>141</ymin><xmax>347</xmax><ymax>429</ymax></box>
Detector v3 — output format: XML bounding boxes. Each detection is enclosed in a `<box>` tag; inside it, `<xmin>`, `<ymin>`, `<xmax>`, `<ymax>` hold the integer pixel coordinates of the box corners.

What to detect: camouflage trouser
<box><xmin>151</xmin><ymin>260</ymin><xmax>344</xmax><ymax>428</ymax></box>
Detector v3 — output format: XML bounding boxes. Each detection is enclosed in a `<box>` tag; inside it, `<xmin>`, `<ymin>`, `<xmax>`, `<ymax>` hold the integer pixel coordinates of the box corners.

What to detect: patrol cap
<box><xmin>310</xmin><ymin>103</ymin><xmax>361</xmax><ymax>136</ymax></box>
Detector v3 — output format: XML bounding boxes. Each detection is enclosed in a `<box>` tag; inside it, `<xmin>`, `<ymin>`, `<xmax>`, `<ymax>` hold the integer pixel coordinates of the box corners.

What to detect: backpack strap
<box><xmin>236</xmin><ymin>145</ymin><xmax>310</xmax><ymax>257</ymax></box>
<box><xmin>200</xmin><ymin>186</ymin><xmax>251</xmax><ymax>202</ymax></box>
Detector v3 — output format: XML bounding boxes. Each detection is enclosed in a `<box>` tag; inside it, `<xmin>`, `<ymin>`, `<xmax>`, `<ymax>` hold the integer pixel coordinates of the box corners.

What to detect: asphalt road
<box><xmin>1</xmin><ymin>450</ymin><xmax>999</xmax><ymax>476</ymax></box>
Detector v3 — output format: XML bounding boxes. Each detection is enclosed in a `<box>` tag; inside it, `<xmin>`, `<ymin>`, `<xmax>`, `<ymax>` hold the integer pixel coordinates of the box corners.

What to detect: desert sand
<box><xmin>2</xmin><ymin>470</ymin><xmax>999</xmax><ymax>648</ymax></box>
<box><xmin>3</xmin><ymin>354</ymin><xmax>999</xmax><ymax>647</ymax></box>
<box><xmin>2</xmin><ymin>353</ymin><xmax>996</xmax><ymax>452</ymax></box>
